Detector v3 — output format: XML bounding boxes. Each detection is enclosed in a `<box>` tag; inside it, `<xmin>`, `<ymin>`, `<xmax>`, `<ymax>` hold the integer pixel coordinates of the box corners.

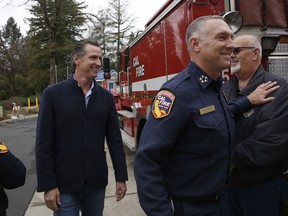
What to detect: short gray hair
<box><xmin>247</xmin><ymin>36</ymin><xmax>262</xmax><ymax>60</ymax></box>
<box><xmin>185</xmin><ymin>15</ymin><xmax>224</xmax><ymax>47</ymax></box>
<box><xmin>234</xmin><ymin>35</ymin><xmax>263</xmax><ymax>60</ymax></box>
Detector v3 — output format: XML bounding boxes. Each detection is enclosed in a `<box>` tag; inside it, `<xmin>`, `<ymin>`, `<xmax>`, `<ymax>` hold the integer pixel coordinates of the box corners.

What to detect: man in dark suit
<box><xmin>35</xmin><ymin>38</ymin><xmax>128</xmax><ymax>216</ymax></box>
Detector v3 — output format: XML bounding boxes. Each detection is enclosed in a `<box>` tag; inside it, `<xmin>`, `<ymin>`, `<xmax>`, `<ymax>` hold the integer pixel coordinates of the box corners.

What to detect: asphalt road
<box><xmin>1</xmin><ymin>116</ymin><xmax>146</xmax><ymax>216</ymax></box>
<box><xmin>0</xmin><ymin>117</ymin><xmax>37</xmax><ymax>216</ymax></box>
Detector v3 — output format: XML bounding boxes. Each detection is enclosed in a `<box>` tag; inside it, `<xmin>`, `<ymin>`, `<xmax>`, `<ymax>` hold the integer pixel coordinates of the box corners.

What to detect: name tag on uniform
<box><xmin>199</xmin><ymin>105</ymin><xmax>215</xmax><ymax>115</ymax></box>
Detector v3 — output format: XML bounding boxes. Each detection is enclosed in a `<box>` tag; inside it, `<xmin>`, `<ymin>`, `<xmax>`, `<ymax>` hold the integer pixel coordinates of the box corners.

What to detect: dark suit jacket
<box><xmin>222</xmin><ymin>65</ymin><xmax>288</xmax><ymax>186</ymax></box>
<box><xmin>36</xmin><ymin>75</ymin><xmax>128</xmax><ymax>193</ymax></box>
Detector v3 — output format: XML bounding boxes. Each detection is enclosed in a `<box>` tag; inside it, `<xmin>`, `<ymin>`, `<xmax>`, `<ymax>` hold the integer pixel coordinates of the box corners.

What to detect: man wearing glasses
<box><xmin>222</xmin><ymin>35</ymin><xmax>288</xmax><ymax>216</ymax></box>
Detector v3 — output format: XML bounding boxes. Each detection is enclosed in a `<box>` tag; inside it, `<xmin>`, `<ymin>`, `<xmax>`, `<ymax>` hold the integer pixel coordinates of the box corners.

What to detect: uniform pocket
<box><xmin>194</xmin><ymin>112</ymin><xmax>223</xmax><ymax>129</ymax></box>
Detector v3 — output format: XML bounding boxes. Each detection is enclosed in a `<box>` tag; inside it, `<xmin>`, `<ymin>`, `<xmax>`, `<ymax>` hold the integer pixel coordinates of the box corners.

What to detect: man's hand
<box><xmin>44</xmin><ymin>188</ymin><xmax>61</xmax><ymax>211</ymax></box>
<box><xmin>247</xmin><ymin>81</ymin><xmax>279</xmax><ymax>105</ymax></box>
<box><xmin>115</xmin><ymin>181</ymin><xmax>127</xmax><ymax>201</ymax></box>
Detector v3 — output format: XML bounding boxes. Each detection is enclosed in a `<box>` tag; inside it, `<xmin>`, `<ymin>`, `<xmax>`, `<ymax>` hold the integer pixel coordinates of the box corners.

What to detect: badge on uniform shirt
<box><xmin>243</xmin><ymin>109</ymin><xmax>254</xmax><ymax>117</ymax></box>
<box><xmin>199</xmin><ymin>105</ymin><xmax>216</xmax><ymax>115</ymax></box>
<box><xmin>0</xmin><ymin>142</ymin><xmax>8</xmax><ymax>153</ymax></box>
<box><xmin>152</xmin><ymin>90</ymin><xmax>175</xmax><ymax>119</ymax></box>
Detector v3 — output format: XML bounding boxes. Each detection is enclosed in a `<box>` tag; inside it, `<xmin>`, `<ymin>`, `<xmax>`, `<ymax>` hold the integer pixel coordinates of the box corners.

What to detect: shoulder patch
<box><xmin>0</xmin><ymin>142</ymin><xmax>8</xmax><ymax>153</ymax></box>
<box><xmin>152</xmin><ymin>90</ymin><xmax>175</xmax><ymax>119</ymax></box>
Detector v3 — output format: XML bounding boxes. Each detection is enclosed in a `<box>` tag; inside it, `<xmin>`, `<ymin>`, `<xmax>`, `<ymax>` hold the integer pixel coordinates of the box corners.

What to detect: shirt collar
<box><xmin>188</xmin><ymin>61</ymin><xmax>216</xmax><ymax>90</ymax></box>
<box><xmin>72</xmin><ymin>73</ymin><xmax>95</xmax><ymax>93</ymax></box>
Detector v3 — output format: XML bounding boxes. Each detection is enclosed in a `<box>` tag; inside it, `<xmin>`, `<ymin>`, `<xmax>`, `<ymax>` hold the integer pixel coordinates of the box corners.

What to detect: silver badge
<box><xmin>199</xmin><ymin>75</ymin><xmax>208</xmax><ymax>83</ymax></box>
<box><xmin>243</xmin><ymin>109</ymin><xmax>254</xmax><ymax>117</ymax></box>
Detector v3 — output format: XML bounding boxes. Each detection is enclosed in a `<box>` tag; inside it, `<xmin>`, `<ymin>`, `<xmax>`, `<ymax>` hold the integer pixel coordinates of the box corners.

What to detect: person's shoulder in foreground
<box><xmin>0</xmin><ymin>141</ymin><xmax>26</xmax><ymax>215</ymax></box>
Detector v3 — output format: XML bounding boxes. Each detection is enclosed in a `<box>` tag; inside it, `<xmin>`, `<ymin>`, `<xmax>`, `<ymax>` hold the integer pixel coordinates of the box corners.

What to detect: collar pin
<box><xmin>199</xmin><ymin>75</ymin><xmax>208</xmax><ymax>83</ymax></box>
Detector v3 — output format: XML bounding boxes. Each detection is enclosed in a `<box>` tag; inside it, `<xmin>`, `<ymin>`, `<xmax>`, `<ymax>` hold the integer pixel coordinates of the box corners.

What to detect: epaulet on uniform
<box><xmin>162</xmin><ymin>69</ymin><xmax>190</xmax><ymax>91</ymax></box>
<box><xmin>0</xmin><ymin>142</ymin><xmax>8</xmax><ymax>154</ymax></box>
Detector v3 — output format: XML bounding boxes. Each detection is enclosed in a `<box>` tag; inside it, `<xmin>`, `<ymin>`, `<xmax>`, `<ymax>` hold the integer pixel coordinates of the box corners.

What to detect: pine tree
<box><xmin>0</xmin><ymin>17</ymin><xmax>26</xmax><ymax>98</ymax></box>
<box><xmin>27</xmin><ymin>0</ymin><xmax>87</xmax><ymax>87</ymax></box>
<box><xmin>89</xmin><ymin>0</ymin><xmax>135</xmax><ymax>71</ymax></box>
<box><xmin>108</xmin><ymin>0</ymin><xmax>135</xmax><ymax>71</ymax></box>
<box><xmin>89</xmin><ymin>9</ymin><xmax>115</xmax><ymax>58</ymax></box>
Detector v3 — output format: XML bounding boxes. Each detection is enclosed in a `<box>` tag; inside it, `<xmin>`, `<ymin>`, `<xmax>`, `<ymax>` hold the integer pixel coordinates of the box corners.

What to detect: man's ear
<box><xmin>72</xmin><ymin>54</ymin><xmax>79</xmax><ymax>65</ymax></box>
<box><xmin>253</xmin><ymin>48</ymin><xmax>260</xmax><ymax>60</ymax></box>
<box><xmin>190</xmin><ymin>37</ymin><xmax>200</xmax><ymax>52</ymax></box>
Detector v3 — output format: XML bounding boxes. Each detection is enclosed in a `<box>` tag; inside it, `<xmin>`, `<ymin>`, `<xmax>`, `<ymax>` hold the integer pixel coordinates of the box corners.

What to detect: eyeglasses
<box><xmin>232</xmin><ymin>47</ymin><xmax>255</xmax><ymax>55</ymax></box>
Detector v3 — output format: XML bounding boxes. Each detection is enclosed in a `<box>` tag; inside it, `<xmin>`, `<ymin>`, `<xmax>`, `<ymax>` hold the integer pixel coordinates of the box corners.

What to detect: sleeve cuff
<box><xmin>230</xmin><ymin>97</ymin><xmax>253</xmax><ymax>118</ymax></box>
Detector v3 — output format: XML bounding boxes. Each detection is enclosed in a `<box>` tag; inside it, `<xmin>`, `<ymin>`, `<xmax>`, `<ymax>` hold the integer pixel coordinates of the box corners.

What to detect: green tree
<box><xmin>89</xmin><ymin>9</ymin><xmax>113</xmax><ymax>56</ymax></box>
<box><xmin>108</xmin><ymin>0</ymin><xmax>135</xmax><ymax>71</ymax></box>
<box><xmin>89</xmin><ymin>0</ymin><xmax>135</xmax><ymax>71</ymax></box>
<box><xmin>26</xmin><ymin>0</ymin><xmax>87</xmax><ymax>89</ymax></box>
<box><xmin>0</xmin><ymin>17</ymin><xmax>28</xmax><ymax>99</ymax></box>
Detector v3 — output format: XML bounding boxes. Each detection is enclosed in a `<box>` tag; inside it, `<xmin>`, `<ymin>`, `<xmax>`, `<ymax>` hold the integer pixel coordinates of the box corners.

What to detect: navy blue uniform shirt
<box><xmin>134</xmin><ymin>61</ymin><xmax>235</xmax><ymax>216</ymax></box>
<box><xmin>0</xmin><ymin>142</ymin><xmax>26</xmax><ymax>214</ymax></box>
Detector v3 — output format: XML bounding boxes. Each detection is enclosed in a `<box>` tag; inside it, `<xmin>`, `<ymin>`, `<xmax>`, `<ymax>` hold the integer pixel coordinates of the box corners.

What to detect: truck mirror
<box><xmin>103</xmin><ymin>57</ymin><xmax>111</xmax><ymax>72</ymax></box>
<box><xmin>221</xmin><ymin>11</ymin><xmax>243</xmax><ymax>34</ymax></box>
<box><xmin>103</xmin><ymin>57</ymin><xmax>111</xmax><ymax>79</ymax></box>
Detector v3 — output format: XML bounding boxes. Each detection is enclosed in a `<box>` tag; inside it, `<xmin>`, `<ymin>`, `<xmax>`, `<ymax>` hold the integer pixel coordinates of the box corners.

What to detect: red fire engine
<box><xmin>105</xmin><ymin>0</ymin><xmax>288</xmax><ymax>151</ymax></box>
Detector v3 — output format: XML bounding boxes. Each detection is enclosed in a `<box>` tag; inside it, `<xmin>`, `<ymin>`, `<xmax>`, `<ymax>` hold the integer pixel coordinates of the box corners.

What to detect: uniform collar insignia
<box><xmin>199</xmin><ymin>75</ymin><xmax>208</xmax><ymax>83</ymax></box>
